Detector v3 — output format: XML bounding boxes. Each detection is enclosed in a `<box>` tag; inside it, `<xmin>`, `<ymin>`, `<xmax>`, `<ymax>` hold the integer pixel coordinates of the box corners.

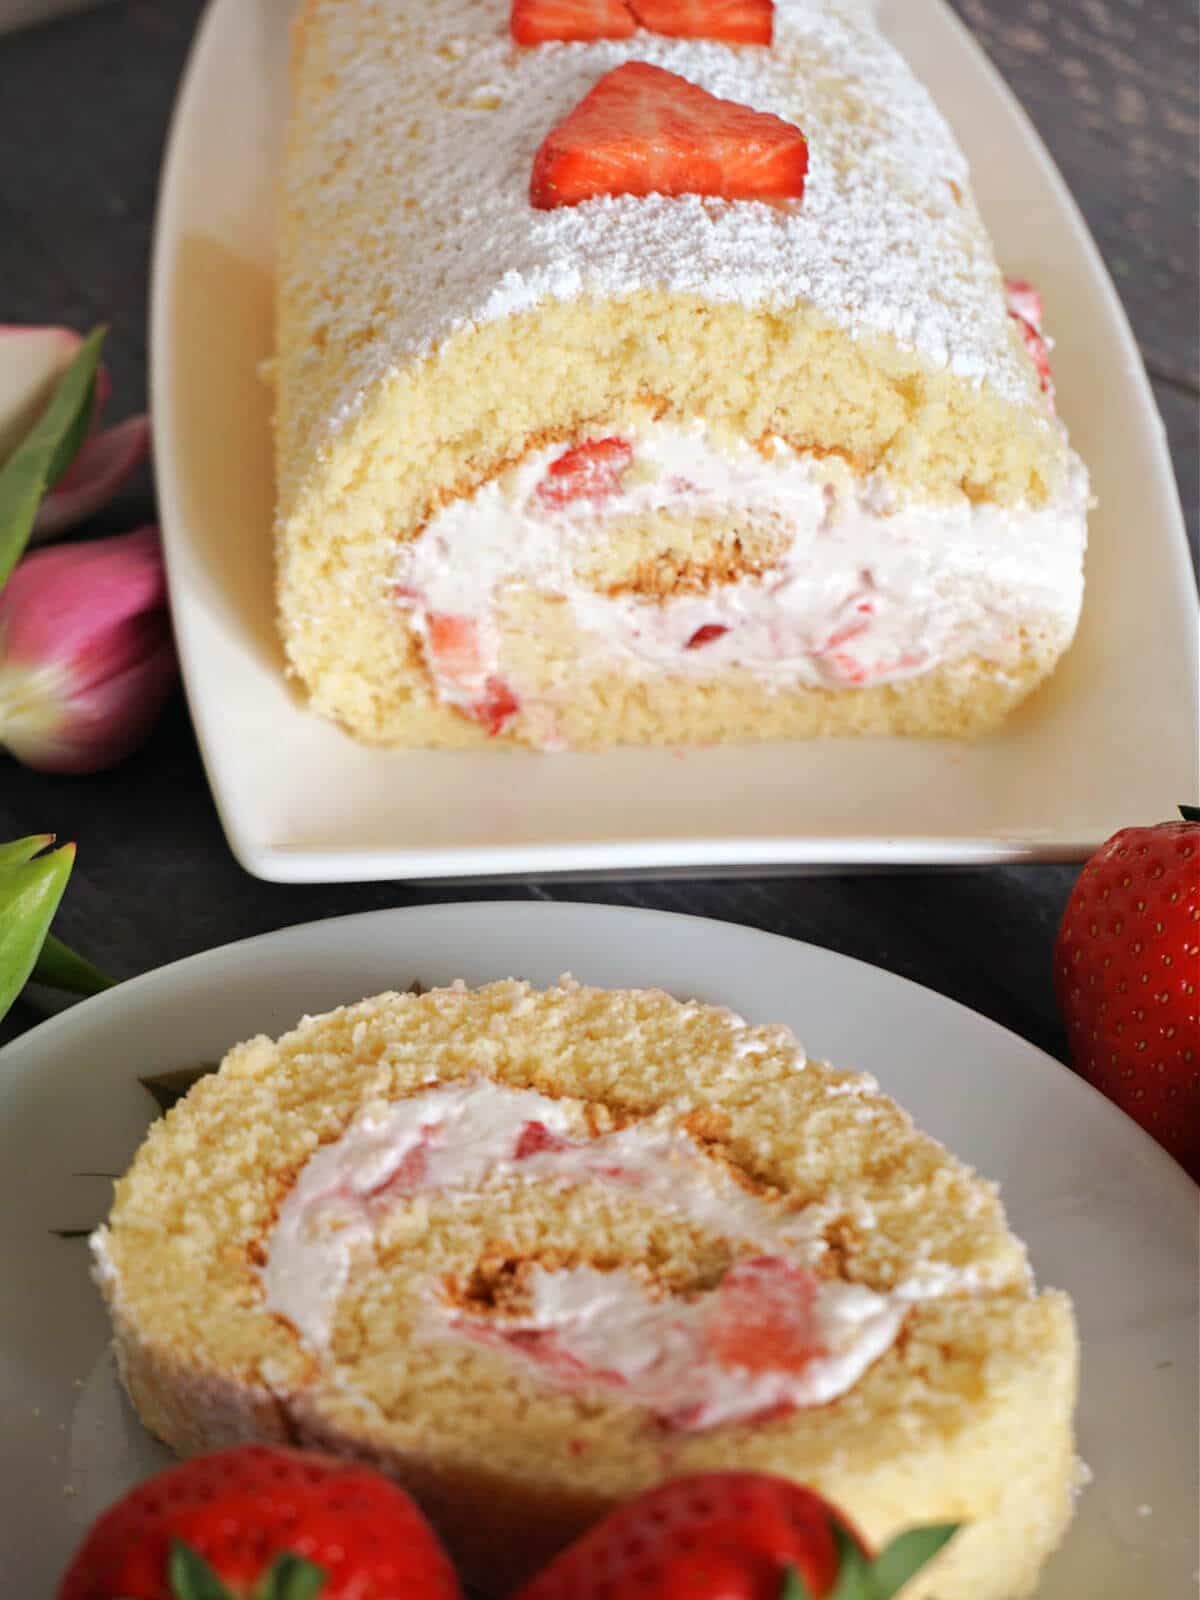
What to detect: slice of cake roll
<box><xmin>93</xmin><ymin>981</ymin><xmax>1079</xmax><ymax>1598</ymax></box>
<box><xmin>274</xmin><ymin>0</ymin><xmax>1088</xmax><ymax>750</ymax></box>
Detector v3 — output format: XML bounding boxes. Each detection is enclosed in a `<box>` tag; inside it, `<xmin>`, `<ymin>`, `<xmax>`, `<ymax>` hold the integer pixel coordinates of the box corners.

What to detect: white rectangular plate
<box><xmin>150</xmin><ymin>0</ymin><xmax>1198</xmax><ymax>882</ymax></box>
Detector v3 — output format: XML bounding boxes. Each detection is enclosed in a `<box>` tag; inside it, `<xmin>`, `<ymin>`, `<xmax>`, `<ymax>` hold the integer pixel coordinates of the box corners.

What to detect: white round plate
<box><xmin>1</xmin><ymin>903</ymin><xmax>1195</xmax><ymax>1592</ymax></box>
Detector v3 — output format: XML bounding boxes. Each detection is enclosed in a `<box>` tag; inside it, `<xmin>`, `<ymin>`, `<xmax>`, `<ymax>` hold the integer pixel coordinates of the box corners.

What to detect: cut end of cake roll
<box><xmin>274</xmin><ymin>0</ymin><xmax>1088</xmax><ymax>751</ymax></box>
<box><xmin>93</xmin><ymin>979</ymin><xmax>1080</xmax><ymax>1598</ymax></box>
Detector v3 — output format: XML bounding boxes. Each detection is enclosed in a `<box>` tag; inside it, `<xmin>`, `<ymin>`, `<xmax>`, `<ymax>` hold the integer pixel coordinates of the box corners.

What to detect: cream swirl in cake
<box><xmin>396</xmin><ymin>419</ymin><xmax>1087</xmax><ymax>742</ymax></box>
<box><xmin>261</xmin><ymin>1077</ymin><xmax>913</xmax><ymax>1428</ymax></box>
<box><xmin>276</xmin><ymin>0</ymin><xmax>1090</xmax><ymax>750</ymax></box>
<box><xmin>92</xmin><ymin>980</ymin><xmax>1080</xmax><ymax>1598</ymax></box>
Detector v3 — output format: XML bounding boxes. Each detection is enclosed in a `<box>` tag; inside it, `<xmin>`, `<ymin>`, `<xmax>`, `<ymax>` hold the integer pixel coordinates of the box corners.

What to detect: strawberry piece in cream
<box><xmin>685</xmin><ymin>623</ymin><xmax>730</xmax><ymax>650</ymax></box>
<box><xmin>426</xmin><ymin>613</ymin><xmax>483</xmax><ymax>679</ymax></box>
<box><xmin>514</xmin><ymin>1120</ymin><xmax>573</xmax><ymax>1159</ymax></box>
<box><xmin>471</xmin><ymin>676</ymin><xmax>521</xmax><ymax>736</ymax></box>
<box><xmin>1004</xmin><ymin>277</ymin><xmax>1055</xmax><ymax>408</ymax></box>
<box><xmin>414</xmin><ymin>612</ymin><xmax>521</xmax><ymax>736</ymax></box>
<box><xmin>536</xmin><ymin>437</ymin><xmax>633</xmax><ymax>509</ymax></box>
<box><xmin>703</xmin><ymin>1257</ymin><xmax>826</xmax><ymax>1374</ymax></box>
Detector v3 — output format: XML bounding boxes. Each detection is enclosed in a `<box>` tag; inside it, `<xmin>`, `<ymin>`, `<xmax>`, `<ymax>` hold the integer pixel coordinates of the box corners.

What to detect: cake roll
<box><xmin>92</xmin><ymin>981</ymin><xmax>1080</xmax><ymax>1598</ymax></box>
<box><xmin>273</xmin><ymin>0</ymin><xmax>1088</xmax><ymax>751</ymax></box>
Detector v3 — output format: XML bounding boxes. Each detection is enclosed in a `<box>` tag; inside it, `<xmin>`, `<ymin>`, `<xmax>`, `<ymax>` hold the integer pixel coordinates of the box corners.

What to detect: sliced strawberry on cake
<box><xmin>632</xmin><ymin>0</ymin><xmax>773</xmax><ymax>44</ymax></box>
<box><xmin>1004</xmin><ymin>276</ymin><xmax>1055</xmax><ymax>407</ymax></box>
<box><xmin>512</xmin><ymin>0</ymin><xmax>773</xmax><ymax>44</ymax></box>
<box><xmin>530</xmin><ymin>62</ymin><xmax>808</xmax><ymax>208</ymax></box>
<box><xmin>511</xmin><ymin>0</ymin><xmax>636</xmax><ymax>44</ymax></box>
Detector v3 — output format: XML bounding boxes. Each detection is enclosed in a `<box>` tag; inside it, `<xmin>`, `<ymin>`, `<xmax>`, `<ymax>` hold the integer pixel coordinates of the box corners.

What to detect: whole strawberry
<box><xmin>512</xmin><ymin>1472</ymin><xmax>957</xmax><ymax>1600</ymax></box>
<box><xmin>57</xmin><ymin>1444</ymin><xmax>462</xmax><ymax>1600</ymax></box>
<box><xmin>1054</xmin><ymin>808</ymin><xmax>1200</xmax><ymax>1180</ymax></box>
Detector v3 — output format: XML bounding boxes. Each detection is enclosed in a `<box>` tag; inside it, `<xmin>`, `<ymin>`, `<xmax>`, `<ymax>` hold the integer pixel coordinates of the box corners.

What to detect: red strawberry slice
<box><xmin>536</xmin><ymin>436</ymin><xmax>633</xmax><ymax>507</ymax></box>
<box><xmin>366</xmin><ymin>1137</ymin><xmax>433</xmax><ymax>1200</ymax></box>
<box><xmin>1003</xmin><ymin>276</ymin><xmax>1055</xmax><ymax>408</ymax></box>
<box><xmin>512</xmin><ymin>0</ymin><xmax>773</xmax><ymax>44</ymax></box>
<box><xmin>530</xmin><ymin>62</ymin><xmax>808</xmax><ymax>209</ymax></box>
<box><xmin>470</xmin><ymin>675</ymin><xmax>521</xmax><ymax>736</ymax></box>
<box><xmin>703</xmin><ymin>1257</ymin><xmax>826</xmax><ymax>1375</ymax></box>
<box><xmin>423</xmin><ymin>615</ymin><xmax>519</xmax><ymax>736</ymax></box>
<box><xmin>511</xmin><ymin>0</ymin><xmax>635</xmax><ymax>44</ymax></box>
<box><xmin>426</xmin><ymin>612</ymin><xmax>483</xmax><ymax>680</ymax></box>
<box><xmin>514</xmin><ymin>1119</ymin><xmax>573</xmax><ymax>1158</ymax></box>
<box><xmin>1004</xmin><ymin>276</ymin><xmax>1044</xmax><ymax>326</ymax></box>
<box><xmin>1013</xmin><ymin>315</ymin><xmax>1055</xmax><ymax>405</ymax></box>
<box><xmin>685</xmin><ymin>623</ymin><xmax>730</xmax><ymax>649</ymax></box>
<box><xmin>631</xmin><ymin>0</ymin><xmax>773</xmax><ymax>43</ymax></box>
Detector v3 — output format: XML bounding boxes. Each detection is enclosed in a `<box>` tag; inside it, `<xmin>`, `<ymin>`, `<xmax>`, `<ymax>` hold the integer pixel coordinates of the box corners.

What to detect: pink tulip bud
<box><xmin>0</xmin><ymin>526</ymin><xmax>177</xmax><ymax>774</ymax></box>
<box><xmin>0</xmin><ymin>325</ymin><xmax>150</xmax><ymax>542</ymax></box>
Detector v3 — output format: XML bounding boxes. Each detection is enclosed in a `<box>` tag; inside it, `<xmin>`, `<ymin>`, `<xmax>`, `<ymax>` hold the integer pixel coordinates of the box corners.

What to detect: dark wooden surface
<box><xmin>0</xmin><ymin>0</ymin><xmax>1196</xmax><ymax>1061</ymax></box>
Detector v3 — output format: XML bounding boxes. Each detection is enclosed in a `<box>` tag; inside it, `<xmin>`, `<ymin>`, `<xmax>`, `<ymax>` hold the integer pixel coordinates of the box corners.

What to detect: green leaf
<box><xmin>0</xmin><ymin>842</ymin><xmax>74</xmax><ymax>1022</ymax></box>
<box><xmin>779</xmin><ymin>1568</ymin><xmax>815</xmax><ymax>1600</ymax></box>
<box><xmin>1179</xmin><ymin>804</ymin><xmax>1200</xmax><ymax>823</ymax></box>
<box><xmin>165</xmin><ymin>1545</ymin><xmax>326</xmax><ymax>1600</ymax></box>
<box><xmin>168</xmin><ymin>1540</ymin><xmax>234</xmax><ymax>1600</ymax></box>
<box><xmin>256</xmin><ymin>1553</ymin><xmax>327</xmax><ymax>1600</ymax></box>
<box><xmin>139</xmin><ymin>1062</ymin><xmax>219</xmax><ymax>1114</ymax></box>
<box><xmin>868</xmin><ymin>1525</ymin><xmax>961</xmax><ymax>1600</ymax></box>
<box><xmin>0</xmin><ymin>325</ymin><xmax>105</xmax><ymax>588</ymax></box>
<box><xmin>0</xmin><ymin>834</ymin><xmax>52</xmax><ymax>869</ymax></box>
<box><xmin>826</xmin><ymin>1525</ymin><xmax>876</xmax><ymax>1600</ymax></box>
<box><xmin>30</xmin><ymin>931</ymin><xmax>113</xmax><ymax>996</ymax></box>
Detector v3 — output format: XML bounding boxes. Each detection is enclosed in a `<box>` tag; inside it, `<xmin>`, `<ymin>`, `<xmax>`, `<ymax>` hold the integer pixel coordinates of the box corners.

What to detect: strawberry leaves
<box><xmin>168</xmin><ymin>1541</ymin><xmax>231</xmax><ymax>1600</ymax></box>
<box><xmin>258</xmin><ymin>1555</ymin><xmax>328</xmax><ymax>1600</ymax></box>
<box><xmin>168</xmin><ymin>1540</ymin><xmax>327</xmax><ymax>1600</ymax></box>
<box><xmin>866</xmin><ymin>1525</ymin><xmax>960</xmax><ymax>1597</ymax></box>
<box><xmin>778</xmin><ymin>1521</ymin><xmax>959</xmax><ymax>1600</ymax></box>
<box><xmin>780</xmin><ymin>1571</ymin><xmax>812</xmax><ymax>1600</ymax></box>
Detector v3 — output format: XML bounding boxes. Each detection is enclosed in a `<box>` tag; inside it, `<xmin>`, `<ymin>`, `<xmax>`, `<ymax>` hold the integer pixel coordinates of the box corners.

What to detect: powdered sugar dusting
<box><xmin>285</xmin><ymin>0</ymin><xmax>1033</xmax><ymax>442</ymax></box>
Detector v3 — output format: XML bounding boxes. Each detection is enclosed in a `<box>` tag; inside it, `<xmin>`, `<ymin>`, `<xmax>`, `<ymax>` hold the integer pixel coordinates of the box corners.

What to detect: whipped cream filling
<box><xmin>455</xmin><ymin>1259</ymin><xmax>905</xmax><ymax>1430</ymax></box>
<box><xmin>261</xmin><ymin>1078</ymin><xmax>981</xmax><ymax>1431</ymax></box>
<box><xmin>394</xmin><ymin>421</ymin><xmax>1088</xmax><ymax>734</ymax></box>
